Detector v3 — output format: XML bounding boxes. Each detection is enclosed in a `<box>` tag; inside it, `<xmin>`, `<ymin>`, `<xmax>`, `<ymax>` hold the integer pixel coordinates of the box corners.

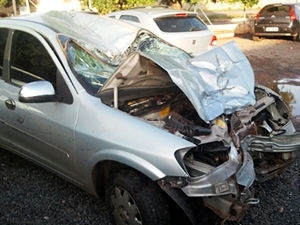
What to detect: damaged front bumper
<box><xmin>158</xmin><ymin>143</ymin><xmax>257</xmax><ymax>223</ymax></box>
<box><xmin>181</xmin><ymin>143</ymin><xmax>254</xmax><ymax>197</ymax></box>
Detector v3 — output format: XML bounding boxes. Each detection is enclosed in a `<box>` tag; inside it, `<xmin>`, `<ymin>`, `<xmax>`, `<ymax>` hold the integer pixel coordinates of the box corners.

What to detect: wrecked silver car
<box><xmin>0</xmin><ymin>11</ymin><xmax>299</xmax><ymax>225</ymax></box>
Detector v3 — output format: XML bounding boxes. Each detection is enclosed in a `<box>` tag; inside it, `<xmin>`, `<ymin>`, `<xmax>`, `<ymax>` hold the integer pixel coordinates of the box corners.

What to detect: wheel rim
<box><xmin>111</xmin><ymin>186</ymin><xmax>142</xmax><ymax>225</ymax></box>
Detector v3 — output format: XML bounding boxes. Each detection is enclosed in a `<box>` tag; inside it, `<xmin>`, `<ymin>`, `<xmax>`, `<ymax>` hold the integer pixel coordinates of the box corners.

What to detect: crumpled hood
<box><xmin>146</xmin><ymin>41</ymin><xmax>256</xmax><ymax>122</ymax></box>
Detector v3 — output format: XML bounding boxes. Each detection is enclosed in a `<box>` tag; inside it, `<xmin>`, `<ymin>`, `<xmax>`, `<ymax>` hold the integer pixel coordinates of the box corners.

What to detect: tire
<box><xmin>106</xmin><ymin>170</ymin><xmax>171</xmax><ymax>225</ymax></box>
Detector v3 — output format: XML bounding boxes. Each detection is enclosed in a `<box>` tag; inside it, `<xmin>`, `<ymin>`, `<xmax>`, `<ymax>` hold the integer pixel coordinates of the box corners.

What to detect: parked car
<box><xmin>0</xmin><ymin>11</ymin><xmax>299</xmax><ymax>225</ymax></box>
<box><xmin>253</xmin><ymin>3</ymin><xmax>300</xmax><ymax>41</ymax></box>
<box><xmin>107</xmin><ymin>7</ymin><xmax>217</xmax><ymax>56</ymax></box>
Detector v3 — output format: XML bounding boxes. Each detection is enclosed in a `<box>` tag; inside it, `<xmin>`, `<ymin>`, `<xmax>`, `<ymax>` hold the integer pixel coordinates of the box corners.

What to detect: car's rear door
<box><xmin>0</xmin><ymin>28</ymin><xmax>80</xmax><ymax>181</ymax></box>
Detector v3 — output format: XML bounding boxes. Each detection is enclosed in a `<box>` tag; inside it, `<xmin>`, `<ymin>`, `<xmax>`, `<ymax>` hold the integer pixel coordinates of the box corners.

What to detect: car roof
<box><xmin>1</xmin><ymin>10</ymin><xmax>140</xmax><ymax>35</ymax></box>
<box><xmin>262</xmin><ymin>3</ymin><xmax>300</xmax><ymax>7</ymax></box>
<box><xmin>0</xmin><ymin>11</ymin><xmax>141</xmax><ymax>55</ymax></box>
<box><xmin>110</xmin><ymin>7</ymin><xmax>198</xmax><ymax>18</ymax></box>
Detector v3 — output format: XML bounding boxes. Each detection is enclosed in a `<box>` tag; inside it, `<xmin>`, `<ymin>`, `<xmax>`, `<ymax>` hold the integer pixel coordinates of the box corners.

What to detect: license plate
<box><xmin>266</xmin><ymin>27</ymin><xmax>279</xmax><ymax>32</ymax></box>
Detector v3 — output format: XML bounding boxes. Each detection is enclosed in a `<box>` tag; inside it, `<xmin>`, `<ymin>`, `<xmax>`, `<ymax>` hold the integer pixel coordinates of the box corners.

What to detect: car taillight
<box><xmin>210</xmin><ymin>35</ymin><xmax>217</xmax><ymax>46</ymax></box>
<box><xmin>290</xmin><ymin>7</ymin><xmax>297</xmax><ymax>20</ymax></box>
<box><xmin>175</xmin><ymin>13</ymin><xmax>187</xmax><ymax>17</ymax></box>
<box><xmin>254</xmin><ymin>12</ymin><xmax>260</xmax><ymax>21</ymax></box>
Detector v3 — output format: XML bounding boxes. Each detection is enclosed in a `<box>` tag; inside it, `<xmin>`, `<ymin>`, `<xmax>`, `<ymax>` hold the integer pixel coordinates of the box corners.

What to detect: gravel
<box><xmin>1</xmin><ymin>36</ymin><xmax>300</xmax><ymax>225</ymax></box>
<box><xmin>0</xmin><ymin>150</ymin><xmax>112</xmax><ymax>225</ymax></box>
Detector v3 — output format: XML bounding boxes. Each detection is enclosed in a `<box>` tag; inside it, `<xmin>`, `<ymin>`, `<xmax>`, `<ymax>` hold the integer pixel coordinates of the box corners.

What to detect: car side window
<box><xmin>120</xmin><ymin>15</ymin><xmax>140</xmax><ymax>23</ymax></box>
<box><xmin>0</xmin><ymin>28</ymin><xmax>8</xmax><ymax>76</ymax></box>
<box><xmin>10</xmin><ymin>30</ymin><xmax>57</xmax><ymax>87</ymax></box>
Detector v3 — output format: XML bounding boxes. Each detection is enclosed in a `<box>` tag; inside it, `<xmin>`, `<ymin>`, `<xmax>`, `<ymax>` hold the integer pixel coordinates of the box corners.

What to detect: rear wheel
<box><xmin>106</xmin><ymin>170</ymin><xmax>171</xmax><ymax>225</ymax></box>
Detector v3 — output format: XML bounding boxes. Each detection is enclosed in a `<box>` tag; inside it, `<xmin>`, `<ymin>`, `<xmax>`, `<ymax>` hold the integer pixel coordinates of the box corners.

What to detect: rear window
<box><xmin>154</xmin><ymin>16</ymin><xmax>207</xmax><ymax>32</ymax></box>
<box><xmin>261</xmin><ymin>5</ymin><xmax>290</xmax><ymax>17</ymax></box>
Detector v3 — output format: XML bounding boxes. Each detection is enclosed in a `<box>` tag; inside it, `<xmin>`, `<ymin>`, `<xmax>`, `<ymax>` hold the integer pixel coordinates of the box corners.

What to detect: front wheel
<box><xmin>106</xmin><ymin>170</ymin><xmax>171</xmax><ymax>225</ymax></box>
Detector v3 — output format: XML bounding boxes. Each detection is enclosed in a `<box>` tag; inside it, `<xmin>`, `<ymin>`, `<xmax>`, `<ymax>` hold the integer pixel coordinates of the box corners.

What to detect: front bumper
<box><xmin>181</xmin><ymin>145</ymin><xmax>254</xmax><ymax>197</ymax></box>
<box><xmin>159</xmin><ymin>143</ymin><xmax>257</xmax><ymax>223</ymax></box>
<box><xmin>182</xmin><ymin>148</ymin><xmax>256</xmax><ymax>222</ymax></box>
<box><xmin>254</xmin><ymin>23</ymin><xmax>298</xmax><ymax>37</ymax></box>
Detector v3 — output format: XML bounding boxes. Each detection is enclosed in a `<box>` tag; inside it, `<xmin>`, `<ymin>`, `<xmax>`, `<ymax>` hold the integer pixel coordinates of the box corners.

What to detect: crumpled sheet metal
<box><xmin>40</xmin><ymin>11</ymin><xmax>138</xmax><ymax>57</ymax></box>
<box><xmin>167</xmin><ymin>41</ymin><xmax>256</xmax><ymax>123</ymax></box>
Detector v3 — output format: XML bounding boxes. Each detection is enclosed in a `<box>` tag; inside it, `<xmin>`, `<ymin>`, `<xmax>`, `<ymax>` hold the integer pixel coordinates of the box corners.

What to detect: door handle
<box><xmin>5</xmin><ymin>98</ymin><xmax>16</xmax><ymax>110</ymax></box>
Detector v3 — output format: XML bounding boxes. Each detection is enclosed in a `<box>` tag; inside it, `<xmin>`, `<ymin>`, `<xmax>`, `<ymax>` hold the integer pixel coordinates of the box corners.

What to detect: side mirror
<box><xmin>19</xmin><ymin>81</ymin><xmax>57</xmax><ymax>103</ymax></box>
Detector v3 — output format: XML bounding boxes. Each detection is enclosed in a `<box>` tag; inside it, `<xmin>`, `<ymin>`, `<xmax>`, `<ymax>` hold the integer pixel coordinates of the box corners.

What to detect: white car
<box><xmin>107</xmin><ymin>7</ymin><xmax>217</xmax><ymax>56</ymax></box>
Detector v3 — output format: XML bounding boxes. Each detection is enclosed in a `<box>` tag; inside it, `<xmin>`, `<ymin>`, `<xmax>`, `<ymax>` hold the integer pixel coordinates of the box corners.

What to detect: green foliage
<box><xmin>92</xmin><ymin>0</ymin><xmax>256</xmax><ymax>14</ymax></box>
<box><xmin>228</xmin><ymin>0</ymin><xmax>259</xmax><ymax>8</ymax></box>
<box><xmin>0</xmin><ymin>0</ymin><xmax>27</xmax><ymax>8</ymax></box>
<box><xmin>0</xmin><ymin>0</ymin><xmax>8</xmax><ymax>7</ymax></box>
<box><xmin>186</xmin><ymin>0</ymin><xmax>200</xmax><ymax>5</ymax></box>
<box><xmin>92</xmin><ymin>0</ymin><xmax>156</xmax><ymax>14</ymax></box>
<box><xmin>241</xmin><ymin>0</ymin><xmax>259</xmax><ymax>7</ymax></box>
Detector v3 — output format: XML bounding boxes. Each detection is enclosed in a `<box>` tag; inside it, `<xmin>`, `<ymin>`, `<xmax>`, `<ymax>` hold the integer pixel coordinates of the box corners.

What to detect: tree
<box><xmin>92</xmin><ymin>0</ymin><xmax>156</xmax><ymax>14</ymax></box>
<box><xmin>228</xmin><ymin>0</ymin><xmax>259</xmax><ymax>19</ymax></box>
<box><xmin>0</xmin><ymin>0</ymin><xmax>9</xmax><ymax>7</ymax></box>
<box><xmin>239</xmin><ymin>0</ymin><xmax>259</xmax><ymax>8</ymax></box>
<box><xmin>0</xmin><ymin>0</ymin><xmax>27</xmax><ymax>8</ymax></box>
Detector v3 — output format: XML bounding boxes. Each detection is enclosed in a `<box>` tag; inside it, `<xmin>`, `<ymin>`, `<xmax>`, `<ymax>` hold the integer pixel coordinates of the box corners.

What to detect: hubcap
<box><xmin>111</xmin><ymin>186</ymin><xmax>142</xmax><ymax>225</ymax></box>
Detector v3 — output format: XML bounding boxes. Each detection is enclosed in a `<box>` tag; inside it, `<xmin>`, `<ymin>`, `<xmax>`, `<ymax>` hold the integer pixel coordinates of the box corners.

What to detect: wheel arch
<box><xmin>89</xmin><ymin>151</ymin><xmax>167</xmax><ymax>197</ymax></box>
<box><xmin>92</xmin><ymin>160</ymin><xmax>127</xmax><ymax>197</ymax></box>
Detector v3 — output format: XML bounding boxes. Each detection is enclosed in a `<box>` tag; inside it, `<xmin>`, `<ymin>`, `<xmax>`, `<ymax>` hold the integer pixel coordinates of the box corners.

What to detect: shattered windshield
<box><xmin>66</xmin><ymin>39</ymin><xmax>117</xmax><ymax>94</ymax></box>
<box><xmin>132</xmin><ymin>32</ymin><xmax>190</xmax><ymax>60</ymax></box>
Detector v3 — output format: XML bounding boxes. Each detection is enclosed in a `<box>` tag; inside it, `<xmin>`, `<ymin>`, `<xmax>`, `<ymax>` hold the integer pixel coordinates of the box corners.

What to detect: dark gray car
<box><xmin>253</xmin><ymin>3</ymin><xmax>300</xmax><ymax>41</ymax></box>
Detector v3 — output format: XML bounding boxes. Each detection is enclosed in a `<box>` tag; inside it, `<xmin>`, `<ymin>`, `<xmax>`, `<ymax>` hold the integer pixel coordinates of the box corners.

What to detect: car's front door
<box><xmin>0</xmin><ymin>28</ymin><xmax>80</xmax><ymax>182</ymax></box>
